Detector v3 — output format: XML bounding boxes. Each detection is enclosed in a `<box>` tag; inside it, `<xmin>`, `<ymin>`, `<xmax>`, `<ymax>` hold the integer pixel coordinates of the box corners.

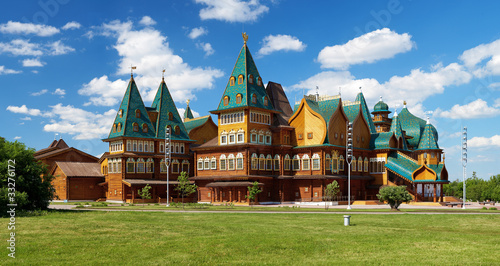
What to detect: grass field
<box><xmin>3</xmin><ymin>210</ymin><xmax>500</xmax><ymax>265</ymax></box>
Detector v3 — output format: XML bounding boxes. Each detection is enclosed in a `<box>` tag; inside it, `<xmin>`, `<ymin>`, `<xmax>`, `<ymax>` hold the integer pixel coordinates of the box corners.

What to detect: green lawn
<box><xmin>4</xmin><ymin>211</ymin><xmax>500</xmax><ymax>265</ymax></box>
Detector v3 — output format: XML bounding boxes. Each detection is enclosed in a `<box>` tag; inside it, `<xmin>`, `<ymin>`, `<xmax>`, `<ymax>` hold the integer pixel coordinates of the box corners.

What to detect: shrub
<box><xmin>489</xmin><ymin>207</ymin><xmax>497</xmax><ymax>210</ymax></box>
<box><xmin>377</xmin><ymin>185</ymin><xmax>413</xmax><ymax>210</ymax></box>
<box><xmin>482</xmin><ymin>206</ymin><xmax>488</xmax><ymax>210</ymax></box>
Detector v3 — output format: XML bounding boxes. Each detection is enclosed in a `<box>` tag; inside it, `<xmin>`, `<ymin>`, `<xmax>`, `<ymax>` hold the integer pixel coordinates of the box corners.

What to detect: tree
<box><xmin>0</xmin><ymin>137</ymin><xmax>54</xmax><ymax>215</ymax></box>
<box><xmin>175</xmin><ymin>171</ymin><xmax>197</xmax><ymax>208</ymax></box>
<box><xmin>245</xmin><ymin>181</ymin><xmax>262</xmax><ymax>207</ymax></box>
<box><xmin>137</xmin><ymin>184</ymin><xmax>151</xmax><ymax>206</ymax></box>
<box><xmin>323</xmin><ymin>181</ymin><xmax>340</xmax><ymax>210</ymax></box>
<box><xmin>377</xmin><ymin>185</ymin><xmax>413</xmax><ymax>210</ymax></box>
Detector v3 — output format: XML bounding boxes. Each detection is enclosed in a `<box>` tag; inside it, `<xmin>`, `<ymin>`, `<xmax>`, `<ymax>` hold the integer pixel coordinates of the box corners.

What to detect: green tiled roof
<box><xmin>389</xmin><ymin>113</ymin><xmax>408</xmax><ymax>150</ymax></box>
<box><xmin>386</xmin><ymin>151</ymin><xmax>420</xmax><ymax>181</ymax></box>
<box><xmin>417</xmin><ymin>122</ymin><xmax>440</xmax><ymax>150</ymax></box>
<box><xmin>369</xmin><ymin>132</ymin><xmax>395</xmax><ymax>150</ymax></box>
<box><xmin>427</xmin><ymin>164</ymin><xmax>445</xmax><ymax>180</ymax></box>
<box><xmin>184</xmin><ymin>116</ymin><xmax>210</xmax><ymax>134</ymax></box>
<box><xmin>151</xmin><ymin>79</ymin><xmax>191</xmax><ymax>141</ymax></box>
<box><xmin>398</xmin><ymin>107</ymin><xmax>438</xmax><ymax>148</ymax></box>
<box><xmin>184</xmin><ymin>104</ymin><xmax>194</xmax><ymax>120</ymax></box>
<box><xmin>108</xmin><ymin>77</ymin><xmax>156</xmax><ymax>139</ymax></box>
<box><xmin>373</xmin><ymin>98</ymin><xmax>389</xmax><ymax>112</ymax></box>
<box><xmin>355</xmin><ymin>92</ymin><xmax>377</xmax><ymax>134</ymax></box>
<box><xmin>216</xmin><ymin>44</ymin><xmax>274</xmax><ymax>111</ymax></box>
<box><xmin>293</xmin><ymin>97</ymin><xmax>341</xmax><ymax>126</ymax></box>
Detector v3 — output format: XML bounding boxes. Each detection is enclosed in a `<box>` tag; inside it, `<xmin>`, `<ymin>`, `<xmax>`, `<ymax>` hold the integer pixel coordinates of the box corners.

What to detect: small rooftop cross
<box><xmin>130</xmin><ymin>65</ymin><xmax>137</xmax><ymax>77</ymax></box>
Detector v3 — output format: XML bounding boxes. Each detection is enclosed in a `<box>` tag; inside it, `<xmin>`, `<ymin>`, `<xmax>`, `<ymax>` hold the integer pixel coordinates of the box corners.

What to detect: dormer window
<box><xmin>248</xmin><ymin>74</ymin><xmax>254</xmax><ymax>84</ymax></box>
<box><xmin>230</xmin><ymin>76</ymin><xmax>235</xmax><ymax>86</ymax></box>
<box><xmin>224</xmin><ymin>96</ymin><xmax>229</xmax><ymax>106</ymax></box>
<box><xmin>117</xmin><ymin>123</ymin><xmax>122</xmax><ymax>132</ymax></box>
<box><xmin>135</xmin><ymin>109</ymin><xmax>140</xmax><ymax>118</ymax></box>
<box><xmin>251</xmin><ymin>94</ymin><xmax>257</xmax><ymax>104</ymax></box>
<box><xmin>118</xmin><ymin>109</ymin><xmax>123</xmax><ymax>118</ymax></box>
<box><xmin>236</xmin><ymin>94</ymin><xmax>242</xmax><ymax>104</ymax></box>
<box><xmin>257</xmin><ymin>77</ymin><xmax>262</xmax><ymax>86</ymax></box>
<box><xmin>263</xmin><ymin>96</ymin><xmax>268</xmax><ymax>106</ymax></box>
<box><xmin>142</xmin><ymin>124</ymin><xmax>148</xmax><ymax>133</ymax></box>
<box><xmin>168</xmin><ymin>112</ymin><xmax>173</xmax><ymax>121</ymax></box>
<box><xmin>112</xmin><ymin>124</ymin><xmax>117</xmax><ymax>133</ymax></box>
<box><xmin>238</xmin><ymin>74</ymin><xmax>244</xmax><ymax>84</ymax></box>
<box><xmin>133</xmin><ymin>123</ymin><xmax>139</xmax><ymax>132</ymax></box>
<box><xmin>175</xmin><ymin>126</ymin><xmax>180</xmax><ymax>135</ymax></box>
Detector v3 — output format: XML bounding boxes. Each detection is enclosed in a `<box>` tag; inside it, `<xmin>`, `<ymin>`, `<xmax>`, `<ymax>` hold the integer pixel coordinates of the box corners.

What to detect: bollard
<box><xmin>344</xmin><ymin>215</ymin><xmax>351</xmax><ymax>226</ymax></box>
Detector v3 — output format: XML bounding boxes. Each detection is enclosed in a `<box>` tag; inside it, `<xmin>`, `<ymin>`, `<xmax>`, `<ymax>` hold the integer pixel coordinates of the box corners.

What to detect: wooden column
<box><xmin>132</xmin><ymin>187</ymin><xmax>135</xmax><ymax>203</ymax></box>
<box><xmin>433</xmin><ymin>183</ymin><xmax>437</xmax><ymax>203</ymax></box>
<box><xmin>310</xmin><ymin>180</ymin><xmax>313</xmax><ymax>202</ymax></box>
<box><xmin>229</xmin><ymin>188</ymin><xmax>233</xmax><ymax>202</ymax></box>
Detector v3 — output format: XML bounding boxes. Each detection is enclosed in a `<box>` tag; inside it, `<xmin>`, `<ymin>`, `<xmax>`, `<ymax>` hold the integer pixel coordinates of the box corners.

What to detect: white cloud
<box><xmin>20</xmin><ymin>117</ymin><xmax>31</xmax><ymax>121</ymax></box>
<box><xmin>42</xmin><ymin>104</ymin><xmax>116</xmax><ymax>140</ymax></box>
<box><xmin>0</xmin><ymin>65</ymin><xmax>21</xmax><ymax>75</ymax></box>
<box><xmin>22</xmin><ymin>58</ymin><xmax>45</xmax><ymax>67</ymax></box>
<box><xmin>177</xmin><ymin>108</ymin><xmax>200</xmax><ymax>120</ymax></box>
<box><xmin>196</xmin><ymin>42</ymin><xmax>214</xmax><ymax>56</ymax></box>
<box><xmin>488</xmin><ymin>82</ymin><xmax>500</xmax><ymax>90</ymax></box>
<box><xmin>495</xmin><ymin>98</ymin><xmax>500</xmax><ymax>108</ymax></box>
<box><xmin>188</xmin><ymin>27</ymin><xmax>207</xmax><ymax>39</ymax></box>
<box><xmin>79</xmin><ymin>75</ymin><xmax>128</xmax><ymax>106</ymax></box>
<box><xmin>196</xmin><ymin>0</ymin><xmax>269</xmax><ymax>23</ymax></box>
<box><xmin>86</xmin><ymin>19</ymin><xmax>223</xmax><ymax>105</ymax></box>
<box><xmin>6</xmin><ymin>105</ymin><xmax>46</xmax><ymax>116</ymax></box>
<box><xmin>53</xmin><ymin>88</ymin><xmax>66</xmax><ymax>96</ymax></box>
<box><xmin>32</xmin><ymin>70</ymin><xmax>39</xmax><ymax>74</ymax></box>
<box><xmin>468</xmin><ymin>135</ymin><xmax>500</xmax><ymax>148</ymax></box>
<box><xmin>435</xmin><ymin>99</ymin><xmax>500</xmax><ymax>119</ymax></box>
<box><xmin>62</xmin><ymin>21</ymin><xmax>82</xmax><ymax>30</ymax></box>
<box><xmin>48</xmin><ymin>40</ymin><xmax>75</xmax><ymax>55</ymax></box>
<box><xmin>317</xmin><ymin>28</ymin><xmax>415</xmax><ymax>70</ymax></box>
<box><xmin>0</xmin><ymin>21</ymin><xmax>59</xmax><ymax>36</ymax></box>
<box><xmin>459</xmin><ymin>39</ymin><xmax>500</xmax><ymax>77</ymax></box>
<box><xmin>31</xmin><ymin>89</ymin><xmax>48</xmax><ymax>96</ymax></box>
<box><xmin>0</xmin><ymin>39</ymin><xmax>43</xmax><ymax>56</ymax></box>
<box><xmin>13</xmin><ymin>136</ymin><xmax>21</xmax><ymax>140</ymax></box>
<box><xmin>258</xmin><ymin>34</ymin><xmax>306</xmax><ymax>56</ymax></box>
<box><xmin>139</xmin><ymin>16</ymin><xmax>156</xmax><ymax>26</ymax></box>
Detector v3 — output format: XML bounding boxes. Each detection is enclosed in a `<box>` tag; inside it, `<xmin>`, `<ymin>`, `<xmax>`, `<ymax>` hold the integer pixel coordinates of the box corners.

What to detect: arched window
<box><xmin>284</xmin><ymin>154</ymin><xmax>291</xmax><ymax>170</ymax></box>
<box><xmin>266</xmin><ymin>155</ymin><xmax>272</xmax><ymax>171</ymax></box>
<box><xmin>182</xmin><ymin>160</ymin><xmax>190</xmax><ymax>174</ymax></box>
<box><xmin>229</xmin><ymin>76</ymin><xmax>235</xmax><ymax>86</ymax></box>
<box><xmin>352</xmin><ymin>157</ymin><xmax>357</xmax><ymax>172</ymax></box>
<box><xmin>133</xmin><ymin>123</ymin><xmax>139</xmax><ymax>132</ymax></box>
<box><xmin>236</xmin><ymin>94</ymin><xmax>242</xmax><ymax>104</ymax></box>
<box><xmin>248</xmin><ymin>74</ymin><xmax>254</xmax><ymax>84</ymax></box>
<box><xmin>136</xmin><ymin>158</ymin><xmax>145</xmax><ymax>173</ymax></box>
<box><xmin>211</xmin><ymin>157</ymin><xmax>217</xmax><ymax>170</ymax></box>
<box><xmin>302</xmin><ymin>154</ymin><xmax>310</xmax><ymax>171</ymax></box>
<box><xmin>339</xmin><ymin>155</ymin><xmax>344</xmax><ymax>171</ymax></box>
<box><xmin>171</xmin><ymin>159</ymin><xmax>179</xmax><ymax>173</ymax></box>
<box><xmin>204</xmin><ymin>157</ymin><xmax>210</xmax><ymax>170</ymax></box>
<box><xmin>168</xmin><ymin>112</ymin><xmax>173</xmax><ymax>121</ymax></box>
<box><xmin>263</xmin><ymin>96</ymin><xmax>268</xmax><ymax>106</ymax></box>
<box><xmin>312</xmin><ymin>154</ymin><xmax>320</xmax><ymax>170</ymax></box>
<box><xmin>251</xmin><ymin>94</ymin><xmax>257</xmax><ymax>104</ymax></box>
<box><xmin>358</xmin><ymin>156</ymin><xmax>363</xmax><ymax>172</ymax></box>
<box><xmin>135</xmin><ymin>109</ymin><xmax>141</xmax><ymax>118</ymax></box>
<box><xmin>175</xmin><ymin>126</ymin><xmax>180</xmax><ymax>135</ymax></box>
<box><xmin>257</xmin><ymin>77</ymin><xmax>262</xmax><ymax>86</ymax></box>
<box><xmin>126</xmin><ymin>158</ymin><xmax>135</xmax><ymax>173</ymax></box>
<box><xmin>146</xmin><ymin>158</ymin><xmax>154</xmax><ymax>173</ymax></box>
<box><xmin>228</xmin><ymin>154</ymin><xmax>235</xmax><ymax>170</ymax></box>
<box><xmin>118</xmin><ymin>109</ymin><xmax>123</xmax><ymax>118</ymax></box>
<box><xmin>117</xmin><ymin>123</ymin><xmax>122</xmax><ymax>132</ymax></box>
<box><xmin>112</xmin><ymin>124</ymin><xmax>117</xmax><ymax>133</ymax></box>
<box><xmin>364</xmin><ymin>157</ymin><xmax>369</xmax><ymax>172</ymax></box>
<box><xmin>236</xmin><ymin>153</ymin><xmax>244</xmax><ymax>170</ymax></box>
<box><xmin>274</xmin><ymin>155</ymin><xmax>280</xmax><ymax>171</ymax></box>
<box><xmin>238</xmin><ymin>74</ymin><xmax>244</xmax><ymax>84</ymax></box>
<box><xmin>160</xmin><ymin>159</ymin><xmax>167</xmax><ymax>172</ymax></box>
<box><xmin>325</xmin><ymin>154</ymin><xmax>331</xmax><ymax>172</ymax></box>
<box><xmin>197</xmin><ymin>158</ymin><xmax>204</xmax><ymax>170</ymax></box>
<box><xmin>142</xmin><ymin>124</ymin><xmax>148</xmax><ymax>133</ymax></box>
<box><xmin>259</xmin><ymin>154</ymin><xmax>266</xmax><ymax>170</ymax></box>
<box><xmin>251</xmin><ymin>153</ymin><xmax>258</xmax><ymax>170</ymax></box>
<box><xmin>220</xmin><ymin>154</ymin><xmax>227</xmax><ymax>170</ymax></box>
<box><xmin>224</xmin><ymin>96</ymin><xmax>229</xmax><ymax>106</ymax></box>
<box><xmin>292</xmin><ymin>155</ymin><xmax>300</xmax><ymax>171</ymax></box>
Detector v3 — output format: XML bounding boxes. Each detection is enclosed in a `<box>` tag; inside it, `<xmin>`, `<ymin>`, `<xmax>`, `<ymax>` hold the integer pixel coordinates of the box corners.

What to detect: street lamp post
<box><xmin>346</xmin><ymin>122</ymin><xmax>353</xmax><ymax>210</ymax></box>
<box><xmin>165</xmin><ymin>127</ymin><xmax>171</xmax><ymax>207</ymax></box>
<box><xmin>462</xmin><ymin>127</ymin><xmax>467</xmax><ymax>209</ymax></box>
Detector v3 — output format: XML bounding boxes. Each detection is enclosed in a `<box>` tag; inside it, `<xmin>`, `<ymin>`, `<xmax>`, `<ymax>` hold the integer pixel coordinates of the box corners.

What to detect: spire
<box><xmin>215</xmin><ymin>38</ymin><xmax>273</xmax><ymax>111</ymax></box>
<box><xmin>151</xmin><ymin>78</ymin><xmax>191</xmax><ymax>140</ymax></box>
<box><xmin>355</xmin><ymin>90</ymin><xmax>376</xmax><ymax>133</ymax></box>
<box><xmin>184</xmin><ymin>99</ymin><xmax>194</xmax><ymax>120</ymax></box>
<box><xmin>417</xmin><ymin>121</ymin><xmax>440</xmax><ymax>150</ymax></box>
<box><xmin>108</xmin><ymin>77</ymin><xmax>155</xmax><ymax>139</ymax></box>
<box><xmin>390</xmin><ymin>112</ymin><xmax>407</xmax><ymax>150</ymax></box>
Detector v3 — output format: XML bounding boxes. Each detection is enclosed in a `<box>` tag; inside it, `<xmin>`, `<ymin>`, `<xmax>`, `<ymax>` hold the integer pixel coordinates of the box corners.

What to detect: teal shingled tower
<box><xmin>355</xmin><ymin>89</ymin><xmax>377</xmax><ymax>134</ymax></box>
<box><xmin>184</xmin><ymin>99</ymin><xmax>194</xmax><ymax>120</ymax></box>
<box><xmin>417</xmin><ymin>118</ymin><xmax>440</xmax><ymax>150</ymax></box>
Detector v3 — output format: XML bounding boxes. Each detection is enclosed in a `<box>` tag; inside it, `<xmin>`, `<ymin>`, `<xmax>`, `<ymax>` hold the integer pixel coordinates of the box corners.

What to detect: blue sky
<box><xmin>1</xmin><ymin>0</ymin><xmax>499</xmax><ymax>181</ymax></box>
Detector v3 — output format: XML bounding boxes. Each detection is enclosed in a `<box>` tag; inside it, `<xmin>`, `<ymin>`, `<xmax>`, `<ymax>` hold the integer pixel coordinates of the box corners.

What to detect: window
<box><xmin>298</xmin><ymin>133</ymin><xmax>303</xmax><ymax>140</ymax></box>
<box><xmin>257</xmin><ymin>77</ymin><xmax>262</xmax><ymax>86</ymax></box>
<box><xmin>237</xmin><ymin>133</ymin><xmax>244</xmax><ymax>143</ymax></box>
<box><xmin>144</xmin><ymin>141</ymin><xmax>149</xmax><ymax>152</ymax></box>
<box><xmin>211</xmin><ymin>157</ymin><xmax>217</xmax><ymax>170</ymax></box>
<box><xmin>119</xmin><ymin>109</ymin><xmax>123</xmax><ymax>118</ymax></box>
<box><xmin>325</xmin><ymin>154</ymin><xmax>331</xmax><ymax>172</ymax></box>
<box><xmin>259</xmin><ymin>155</ymin><xmax>266</xmax><ymax>170</ymax></box>
<box><xmin>175</xmin><ymin>126</ymin><xmax>180</xmax><ymax>135</ymax></box>
<box><xmin>135</xmin><ymin>109</ymin><xmax>141</xmax><ymax>118</ymax></box>
<box><xmin>332</xmin><ymin>154</ymin><xmax>338</xmax><ymax>173</ymax></box>
<box><xmin>172</xmin><ymin>160</ymin><xmax>179</xmax><ymax>173</ymax></box>
<box><xmin>175</xmin><ymin>143</ymin><xmax>180</xmax><ymax>153</ymax></box>
<box><xmin>197</xmin><ymin>158</ymin><xmax>203</xmax><ymax>170</ymax></box>
<box><xmin>137</xmin><ymin>158</ymin><xmax>145</xmax><ymax>173</ymax></box>
<box><xmin>142</xmin><ymin>124</ymin><xmax>148</xmax><ymax>133</ymax></box>
<box><xmin>307</xmin><ymin>132</ymin><xmax>313</xmax><ymax>139</ymax></box>
<box><xmin>352</xmin><ymin>158</ymin><xmax>357</xmax><ymax>171</ymax></box>
<box><xmin>251</xmin><ymin>133</ymin><xmax>257</xmax><ymax>143</ymax></box>
<box><xmin>133</xmin><ymin>123</ymin><xmax>139</xmax><ymax>132</ymax></box>
<box><xmin>159</xmin><ymin>143</ymin><xmax>164</xmax><ymax>153</ymax></box>
<box><xmin>204</xmin><ymin>157</ymin><xmax>210</xmax><ymax>170</ymax></box>
<box><xmin>284</xmin><ymin>154</ymin><xmax>290</xmax><ymax>170</ymax></box>
<box><xmin>168</xmin><ymin>112</ymin><xmax>173</xmax><ymax>121</ymax></box>
<box><xmin>358</xmin><ymin>156</ymin><xmax>363</xmax><ymax>172</ymax></box>
<box><xmin>302</xmin><ymin>155</ymin><xmax>310</xmax><ymax>171</ymax></box>
<box><xmin>339</xmin><ymin>155</ymin><xmax>344</xmax><ymax>171</ymax></box>
<box><xmin>258</xmin><ymin>134</ymin><xmax>264</xmax><ymax>144</ymax></box>
<box><xmin>249</xmin><ymin>74</ymin><xmax>254</xmax><ymax>84</ymax></box>
<box><xmin>117</xmin><ymin>159</ymin><xmax>122</xmax><ymax>173</ymax></box>
<box><xmin>251</xmin><ymin>94</ymin><xmax>257</xmax><ymax>104</ymax></box>
<box><xmin>224</xmin><ymin>96</ymin><xmax>229</xmax><ymax>106</ymax></box>
<box><xmin>126</xmin><ymin>158</ymin><xmax>135</xmax><ymax>173</ymax></box>
<box><xmin>160</xmin><ymin>159</ymin><xmax>167</xmax><ymax>173</ymax></box>
<box><xmin>264</xmin><ymin>97</ymin><xmax>268</xmax><ymax>106</ymax></box>
<box><xmin>221</xmin><ymin>134</ymin><xmax>227</xmax><ymax>145</ymax></box>
<box><xmin>127</xmin><ymin>140</ymin><xmax>131</xmax><ymax>151</ymax></box>
<box><xmin>180</xmin><ymin>143</ymin><xmax>184</xmax><ymax>154</ymax></box>
<box><xmin>236</xmin><ymin>153</ymin><xmax>244</xmax><ymax>170</ymax></box>
<box><xmin>228</xmin><ymin>154</ymin><xmax>235</xmax><ymax>170</ymax></box>
<box><xmin>236</xmin><ymin>94</ymin><xmax>242</xmax><ymax>104</ymax></box>
<box><xmin>138</xmin><ymin>141</ymin><xmax>143</xmax><ymax>152</ymax></box>
<box><xmin>238</xmin><ymin>74</ymin><xmax>244</xmax><ymax>84</ymax></box>
<box><xmin>292</xmin><ymin>155</ymin><xmax>300</xmax><ymax>171</ymax></box>
<box><xmin>229</xmin><ymin>76</ymin><xmax>235</xmax><ymax>86</ymax></box>
<box><xmin>182</xmin><ymin>160</ymin><xmax>190</xmax><ymax>174</ymax></box>
<box><xmin>113</xmin><ymin>124</ymin><xmax>117</xmax><ymax>133</ymax></box>
<box><xmin>220</xmin><ymin>155</ymin><xmax>227</xmax><ymax>170</ymax></box>
<box><xmin>133</xmin><ymin>140</ymin><xmax>137</xmax><ymax>151</ymax></box>
<box><xmin>150</xmin><ymin>142</ymin><xmax>154</xmax><ymax>153</ymax></box>
<box><xmin>312</xmin><ymin>154</ymin><xmax>320</xmax><ymax>170</ymax></box>
<box><xmin>146</xmin><ymin>158</ymin><xmax>154</xmax><ymax>173</ymax></box>
<box><xmin>229</xmin><ymin>134</ymin><xmax>235</xmax><ymax>144</ymax></box>
<box><xmin>364</xmin><ymin>157</ymin><xmax>369</xmax><ymax>172</ymax></box>
<box><xmin>266</xmin><ymin>155</ymin><xmax>272</xmax><ymax>171</ymax></box>
<box><xmin>251</xmin><ymin>153</ymin><xmax>258</xmax><ymax>170</ymax></box>
<box><xmin>274</xmin><ymin>155</ymin><xmax>280</xmax><ymax>171</ymax></box>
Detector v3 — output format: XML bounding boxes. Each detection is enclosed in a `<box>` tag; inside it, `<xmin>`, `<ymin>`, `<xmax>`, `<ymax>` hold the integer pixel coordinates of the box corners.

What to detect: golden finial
<box><xmin>162</xmin><ymin>69</ymin><xmax>165</xmax><ymax>80</ymax></box>
<box><xmin>130</xmin><ymin>65</ymin><xmax>136</xmax><ymax>77</ymax></box>
<box><xmin>186</xmin><ymin>99</ymin><xmax>190</xmax><ymax>106</ymax></box>
<box><xmin>242</xmin><ymin>32</ymin><xmax>248</xmax><ymax>45</ymax></box>
<box><xmin>403</xmin><ymin>100</ymin><xmax>407</xmax><ymax>106</ymax></box>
